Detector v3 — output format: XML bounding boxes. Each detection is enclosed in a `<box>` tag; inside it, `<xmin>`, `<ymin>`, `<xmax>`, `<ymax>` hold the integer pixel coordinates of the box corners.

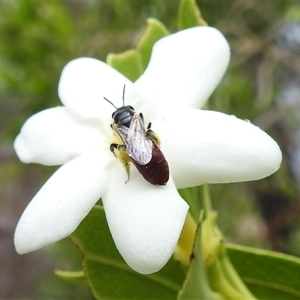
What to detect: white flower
<box><xmin>14</xmin><ymin>26</ymin><xmax>282</xmax><ymax>274</ymax></box>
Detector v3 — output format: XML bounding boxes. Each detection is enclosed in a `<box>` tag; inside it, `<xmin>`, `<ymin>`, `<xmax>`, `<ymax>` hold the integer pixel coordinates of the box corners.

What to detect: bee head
<box><xmin>112</xmin><ymin>106</ymin><xmax>135</xmax><ymax>128</ymax></box>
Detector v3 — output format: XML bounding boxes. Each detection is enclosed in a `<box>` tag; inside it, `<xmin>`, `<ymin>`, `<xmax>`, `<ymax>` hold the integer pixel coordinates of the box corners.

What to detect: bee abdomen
<box><xmin>131</xmin><ymin>143</ymin><xmax>169</xmax><ymax>186</ymax></box>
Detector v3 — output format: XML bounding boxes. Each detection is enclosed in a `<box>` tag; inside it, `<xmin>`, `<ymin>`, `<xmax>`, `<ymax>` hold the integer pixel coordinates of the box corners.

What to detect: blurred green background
<box><xmin>1</xmin><ymin>1</ymin><xmax>300</xmax><ymax>299</ymax></box>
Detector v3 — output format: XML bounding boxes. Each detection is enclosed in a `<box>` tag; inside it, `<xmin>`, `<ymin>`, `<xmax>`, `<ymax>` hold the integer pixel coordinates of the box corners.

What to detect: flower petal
<box><xmin>14</xmin><ymin>107</ymin><xmax>106</xmax><ymax>166</ymax></box>
<box><xmin>14</xmin><ymin>152</ymin><xmax>111</xmax><ymax>254</ymax></box>
<box><xmin>131</xmin><ymin>26</ymin><xmax>230</xmax><ymax>112</ymax></box>
<box><xmin>58</xmin><ymin>57</ymin><xmax>132</xmax><ymax>122</ymax></box>
<box><xmin>158</xmin><ymin>109</ymin><xmax>282</xmax><ymax>188</ymax></box>
<box><xmin>102</xmin><ymin>162</ymin><xmax>189</xmax><ymax>274</ymax></box>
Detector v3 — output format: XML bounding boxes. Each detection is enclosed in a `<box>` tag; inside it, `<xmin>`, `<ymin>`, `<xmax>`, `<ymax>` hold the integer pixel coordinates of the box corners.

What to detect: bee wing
<box><xmin>125</xmin><ymin>115</ymin><xmax>152</xmax><ymax>165</ymax></box>
<box><xmin>115</xmin><ymin>125</ymin><xmax>129</xmax><ymax>143</ymax></box>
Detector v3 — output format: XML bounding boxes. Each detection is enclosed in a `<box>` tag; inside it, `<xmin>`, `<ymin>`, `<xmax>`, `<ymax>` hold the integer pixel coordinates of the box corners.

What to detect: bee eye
<box><xmin>128</xmin><ymin>106</ymin><xmax>135</xmax><ymax>115</ymax></box>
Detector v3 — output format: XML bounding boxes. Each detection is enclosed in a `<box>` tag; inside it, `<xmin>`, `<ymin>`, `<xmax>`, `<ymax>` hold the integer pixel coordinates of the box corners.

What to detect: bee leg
<box><xmin>110</xmin><ymin>143</ymin><xmax>131</xmax><ymax>183</ymax></box>
<box><xmin>139</xmin><ymin>112</ymin><xmax>144</xmax><ymax>122</ymax></box>
<box><xmin>146</xmin><ymin>123</ymin><xmax>161</xmax><ymax>146</ymax></box>
<box><xmin>110</xmin><ymin>143</ymin><xmax>119</xmax><ymax>157</ymax></box>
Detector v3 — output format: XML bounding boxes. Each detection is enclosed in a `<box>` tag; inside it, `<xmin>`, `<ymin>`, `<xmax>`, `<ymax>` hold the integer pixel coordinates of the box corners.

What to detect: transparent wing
<box><xmin>115</xmin><ymin>125</ymin><xmax>129</xmax><ymax>143</ymax></box>
<box><xmin>125</xmin><ymin>115</ymin><xmax>152</xmax><ymax>165</ymax></box>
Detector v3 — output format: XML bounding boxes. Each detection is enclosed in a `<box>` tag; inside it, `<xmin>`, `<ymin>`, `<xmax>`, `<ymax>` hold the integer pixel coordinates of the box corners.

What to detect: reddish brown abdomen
<box><xmin>131</xmin><ymin>142</ymin><xmax>169</xmax><ymax>186</ymax></box>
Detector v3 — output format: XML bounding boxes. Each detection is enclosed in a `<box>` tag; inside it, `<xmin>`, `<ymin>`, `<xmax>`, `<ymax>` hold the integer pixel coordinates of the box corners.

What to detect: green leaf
<box><xmin>285</xmin><ymin>4</ymin><xmax>300</xmax><ymax>22</ymax></box>
<box><xmin>227</xmin><ymin>244</ymin><xmax>300</xmax><ymax>299</ymax></box>
<box><xmin>178</xmin><ymin>185</ymin><xmax>212</xmax><ymax>228</ymax></box>
<box><xmin>178</xmin><ymin>187</ymin><xmax>202</xmax><ymax>221</ymax></box>
<box><xmin>136</xmin><ymin>18</ymin><xmax>169</xmax><ymax>68</ymax></box>
<box><xmin>54</xmin><ymin>270</ymin><xmax>85</xmax><ymax>284</ymax></box>
<box><xmin>178</xmin><ymin>215</ymin><xmax>224</xmax><ymax>300</ymax></box>
<box><xmin>107</xmin><ymin>18</ymin><xmax>169</xmax><ymax>81</ymax></box>
<box><xmin>107</xmin><ymin>49</ymin><xmax>142</xmax><ymax>82</ymax></box>
<box><xmin>70</xmin><ymin>205</ymin><xmax>185</xmax><ymax>299</ymax></box>
<box><xmin>178</xmin><ymin>0</ymin><xmax>207</xmax><ymax>30</ymax></box>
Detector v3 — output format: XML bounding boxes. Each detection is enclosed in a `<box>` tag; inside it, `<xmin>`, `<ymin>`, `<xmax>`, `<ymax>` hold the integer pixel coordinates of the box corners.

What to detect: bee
<box><xmin>104</xmin><ymin>88</ymin><xmax>169</xmax><ymax>186</ymax></box>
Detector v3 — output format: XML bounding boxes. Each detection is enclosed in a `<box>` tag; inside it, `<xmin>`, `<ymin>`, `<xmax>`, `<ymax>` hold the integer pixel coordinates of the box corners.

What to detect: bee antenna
<box><xmin>103</xmin><ymin>97</ymin><xmax>118</xmax><ymax>109</ymax></box>
<box><xmin>122</xmin><ymin>84</ymin><xmax>126</xmax><ymax>106</ymax></box>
